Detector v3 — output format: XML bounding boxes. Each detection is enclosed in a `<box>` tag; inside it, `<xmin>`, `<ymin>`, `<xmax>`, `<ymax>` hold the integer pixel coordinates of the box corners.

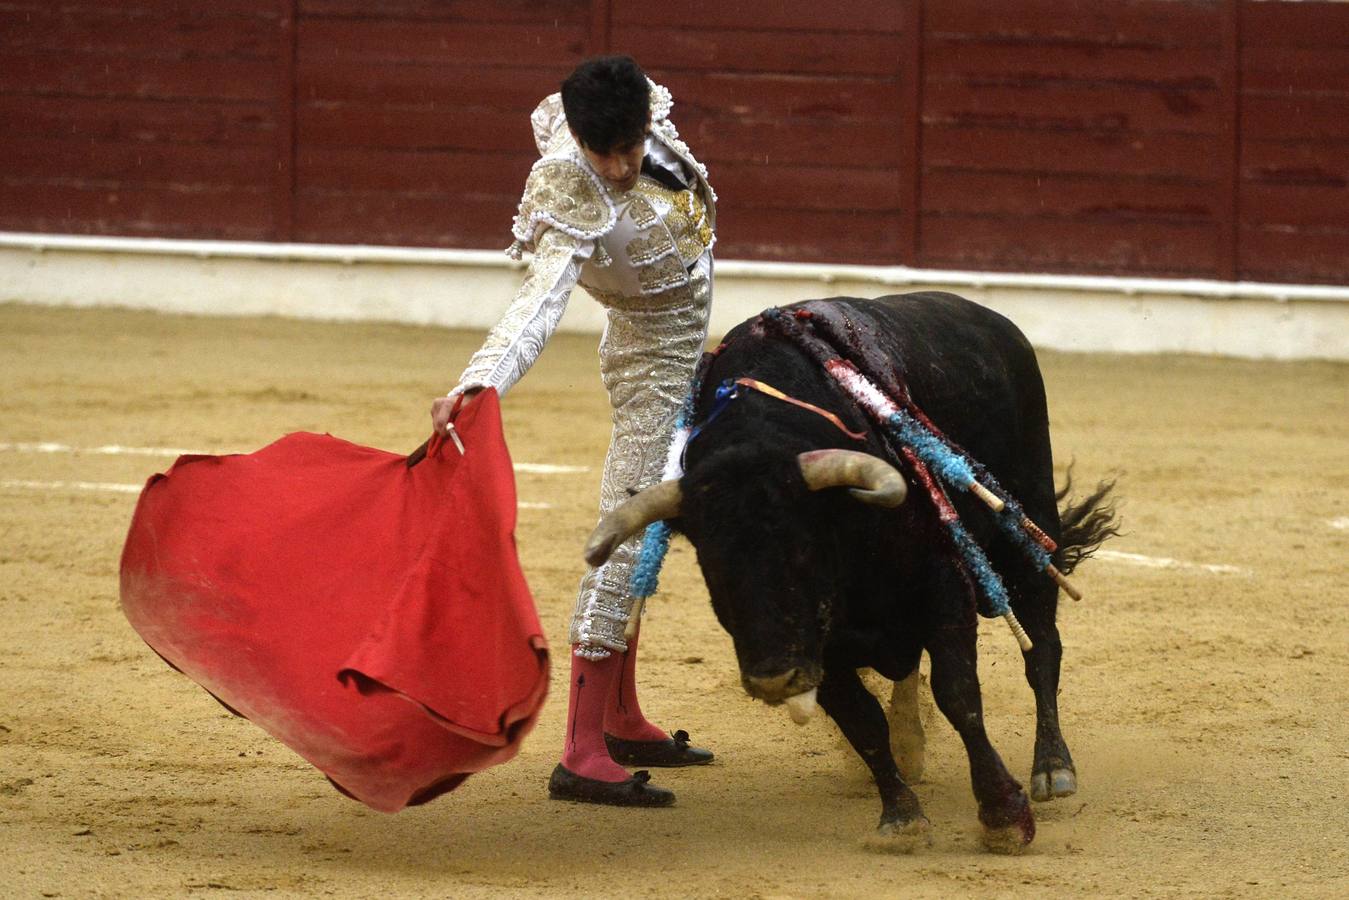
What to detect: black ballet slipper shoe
<box><xmin>604</xmin><ymin>729</ymin><xmax>714</xmax><ymax>768</ymax></box>
<box><xmin>547</xmin><ymin>764</ymin><xmax>676</xmax><ymax>807</ymax></box>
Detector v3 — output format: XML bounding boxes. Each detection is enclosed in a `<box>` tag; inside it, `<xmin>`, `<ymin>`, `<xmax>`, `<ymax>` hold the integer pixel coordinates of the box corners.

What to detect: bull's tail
<box><xmin>1053</xmin><ymin>467</ymin><xmax>1121</xmax><ymax>575</ymax></box>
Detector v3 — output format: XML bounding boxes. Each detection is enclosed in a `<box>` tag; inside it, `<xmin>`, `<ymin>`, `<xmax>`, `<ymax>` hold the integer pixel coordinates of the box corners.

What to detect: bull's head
<box><xmin>585</xmin><ymin>448</ymin><xmax>906</xmax><ymax>721</ymax></box>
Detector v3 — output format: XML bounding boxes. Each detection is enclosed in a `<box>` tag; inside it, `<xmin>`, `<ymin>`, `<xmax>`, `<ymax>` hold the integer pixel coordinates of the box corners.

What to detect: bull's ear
<box><xmin>583</xmin><ymin>480</ymin><xmax>684</xmax><ymax>566</ymax></box>
<box><xmin>798</xmin><ymin>449</ymin><xmax>907</xmax><ymax>508</ymax></box>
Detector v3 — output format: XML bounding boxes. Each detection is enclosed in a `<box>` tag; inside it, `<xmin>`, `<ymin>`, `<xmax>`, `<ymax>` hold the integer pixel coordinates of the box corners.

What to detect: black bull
<box><xmin>587</xmin><ymin>292</ymin><xmax>1117</xmax><ymax>851</ymax></box>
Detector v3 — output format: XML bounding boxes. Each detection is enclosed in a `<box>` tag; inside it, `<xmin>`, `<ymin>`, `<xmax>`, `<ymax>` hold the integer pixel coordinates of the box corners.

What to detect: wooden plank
<box><xmin>717</xmin><ymin>208</ymin><xmax>903</xmax><ymax>264</ymax></box>
<box><xmin>613</xmin><ymin>26</ymin><xmax>903</xmax><ymax>77</ymax></box>
<box><xmin>293</xmin><ymin>190</ymin><xmax>516</xmax><ymax>248</ymax></box>
<box><xmin>0</xmin><ymin>94</ymin><xmax>275</xmax><ymax>145</ymax></box>
<box><xmin>1238</xmin><ymin>226</ymin><xmax>1349</xmax><ymax>285</ymax></box>
<box><xmin>1241</xmin><ymin>183</ymin><xmax>1349</xmax><ymax>228</ymax></box>
<box><xmin>299</xmin><ymin>0</ymin><xmax>584</xmax><ymax>23</ymax></box>
<box><xmin>924</xmin><ymin>81</ymin><xmax>1222</xmax><ymax>135</ymax></box>
<box><xmin>294</xmin><ymin>156</ymin><xmax>904</xmax><ymax>224</ymax></box>
<box><xmin>296</xmin><ymin>60</ymin><xmax>570</xmax><ymax>107</ymax></box>
<box><xmin>922</xmin><ymin>125</ymin><xmax>1222</xmax><ymax>180</ymax></box>
<box><xmin>295</xmin><ymin>146</ymin><xmax>533</xmax><ymax>196</ymax></box>
<box><xmin>651</xmin><ymin>71</ymin><xmax>899</xmax><ymax>121</ymax></box>
<box><xmin>923</xmin><ymin>44</ymin><xmax>1222</xmax><ymax>87</ymax></box>
<box><xmin>1216</xmin><ymin>0</ymin><xmax>1238</xmax><ymax>280</ymax></box>
<box><xmin>301</xmin><ymin>102</ymin><xmax>900</xmax><ymax>166</ymax></box>
<box><xmin>297</xmin><ymin>102</ymin><xmax>536</xmax><ymax>153</ymax></box>
<box><xmin>588</xmin><ymin>0</ymin><xmax>610</xmax><ymax>56</ymax></box>
<box><xmin>922</xmin><ymin>170</ymin><xmax>1216</xmax><ymax>221</ymax></box>
<box><xmin>0</xmin><ymin>1</ymin><xmax>277</xmax><ymax>17</ymax></box>
<box><xmin>0</xmin><ymin>181</ymin><xmax>273</xmax><ymax>239</ymax></box>
<box><xmin>897</xmin><ymin>0</ymin><xmax>921</xmax><ymax>266</ymax></box>
<box><xmin>1242</xmin><ymin>45</ymin><xmax>1349</xmax><ymax>94</ymax></box>
<box><xmin>712</xmin><ymin>162</ymin><xmax>901</xmax><ymax>212</ymax></box>
<box><xmin>927</xmin><ymin>0</ymin><xmax>1220</xmax><ymax>46</ymax></box>
<box><xmin>672</xmin><ymin>112</ymin><xmax>902</xmax><ymax>168</ymax></box>
<box><xmin>274</xmin><ymin>0</ymin><xmax>297</xmax><ymax>241</ymax></box>
<box><xmin>610</xmin><ymin>0</ymin><xmax>902</xmax><ymax>32</ymax></box>
<box><xmin>918</xmin><ymin>213</ymin><xmax>1221</xmax><ymax>277</ymax></box>
<box><xmin>1242</xmin><ymin>95</ymin><xmax>1349</xmax><ymax>141</ymax></box>
<box><xmin>1240</xmin><ymin>0</ymin><xmax>1349</xmax><ymax>49</ymax></box>
<box><xmin>1241</xmin><ymin>140</ymin><xmax>1349</xmax><ymax>183</ymax></box>
<box><xmin>0</xmin><ymin>7</ymin><xmax>280</xmax><ymax>58</ymax></box>
<box><xmin>0</xmin><ymin>135</ymin><xmax>275</xmax><ymax>187</ymax></box>
<box><xmin>0</xmin><ymin>51</ymin><xmax>278</xmax><ymax>101</ymax></box>
<box><xmin>296</xmin><ymin>19</ymin><xmax>586</xmax><ymax>65</ymax></box>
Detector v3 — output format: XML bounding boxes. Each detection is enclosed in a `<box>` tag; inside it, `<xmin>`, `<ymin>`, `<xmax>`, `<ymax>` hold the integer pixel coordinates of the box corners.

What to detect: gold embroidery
<box><xmin>630</xmin><ymin>177</ymin><xmax>712</xmax><ymax>267</ymax></box>
<box><xmin>568</xmin><ymin>270</ymin><xmax>711</xmax><ymax>653</ymax></box>
<box><xmin>626</xmin><ymin>229</ymin><xmax>675</xmax><ymax>266</ymax></box>
<box><xmin>513</xmin><ymin>159</ymin><xmax>613</xmax><ymax>242</ymax></box>
<box><xmin>637</xmin><ymin>254</ymin><xmax>687</xmax><ymax>294</ymax></box>
<box><xmin>625</xmin><ymin>194</ymin><xmax>658</xmax><ymax>229</ymax></box>
<box><xmin>670</xmin><ymin>188</ymin><xmax>713</xmax><ymax>263</ymax></box>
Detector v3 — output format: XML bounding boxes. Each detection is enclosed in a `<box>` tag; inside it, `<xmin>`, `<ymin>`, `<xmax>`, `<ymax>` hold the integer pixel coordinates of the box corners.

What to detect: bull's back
<box><xmin>796</xmin><ymin>293</ymin><xmax>1056</xmax><ymax>517</ymax></box>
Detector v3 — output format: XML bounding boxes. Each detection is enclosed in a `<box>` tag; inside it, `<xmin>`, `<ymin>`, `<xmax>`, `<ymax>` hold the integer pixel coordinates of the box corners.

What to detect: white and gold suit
<box><xmin>450</xmin><ymin>82</ymin><xmax>716</xmax><ymax>658</ymax></box>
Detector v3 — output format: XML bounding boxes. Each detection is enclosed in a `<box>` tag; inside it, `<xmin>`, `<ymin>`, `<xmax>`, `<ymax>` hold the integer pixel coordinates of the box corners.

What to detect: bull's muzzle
<box><xmin>743</xmin><ymin>667</ymin><xmax>822</xmax><ymax>725</ymax></box>
<box><xmin>742</xmin><ymin>664</ymin><xmax>820</xmax><ymax>702</ymax></box>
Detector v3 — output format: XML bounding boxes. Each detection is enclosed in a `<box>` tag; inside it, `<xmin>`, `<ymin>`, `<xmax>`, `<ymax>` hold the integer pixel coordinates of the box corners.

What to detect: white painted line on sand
<box><xmin>2</xmin><ymin>479</ymin><xmax>144</xmax><ymax>494</ymax></box>
<box><xmin>0</xmin><ymin>441</ymin><xmax>208</xmax><ymax>457</ymax></box>
<box><xmin>513</xmin><ymin>462</ymin><xmax>590</xmax><ymax>474</ymax></box>
<box><xmin>1</xmin><ymin>478</ymin><xmax>554</xmax><ymax>509</ymax></box>
<box><xmin>1095</xmin><ymin>549</ymin><xmax>1250</xmax><ymax>576</ymax></box>
<box><xmin>0</xmin><ymin>441</ymin><xmax>589</xmax><ymax>474</ymax></box>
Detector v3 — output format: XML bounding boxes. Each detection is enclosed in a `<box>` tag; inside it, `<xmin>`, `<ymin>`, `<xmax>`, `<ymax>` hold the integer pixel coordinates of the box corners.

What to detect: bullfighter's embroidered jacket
<box><xmin>450</xmin><ymin>81</ymin><xmax>716</xmax><ymax>657</ymax></box>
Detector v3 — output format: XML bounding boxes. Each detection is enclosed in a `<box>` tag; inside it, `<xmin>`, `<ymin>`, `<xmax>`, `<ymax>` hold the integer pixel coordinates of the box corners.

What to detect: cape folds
<box><xmin>119</xmin><ymin>390</ymin><xmax>549</xmax><ymax>812</ymax></box>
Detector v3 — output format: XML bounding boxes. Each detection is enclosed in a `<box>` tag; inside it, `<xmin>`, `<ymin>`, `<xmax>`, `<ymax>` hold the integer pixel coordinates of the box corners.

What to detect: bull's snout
<box><xmin>743</xmin><ymin>665</ymin><xmax>823</xmax><ymax>726</ymax></box>
<box><xmin>741</xmin><ymin>662</ymin><xmax>821</xmax><ymax>704</ymax></box>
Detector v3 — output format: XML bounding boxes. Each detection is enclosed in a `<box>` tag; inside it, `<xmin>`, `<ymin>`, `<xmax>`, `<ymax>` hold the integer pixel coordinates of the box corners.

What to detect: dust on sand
<box><xmin>1</xmin><ymin>304</ymin><xmax>1345</xmax><ymax>898</ymax></box>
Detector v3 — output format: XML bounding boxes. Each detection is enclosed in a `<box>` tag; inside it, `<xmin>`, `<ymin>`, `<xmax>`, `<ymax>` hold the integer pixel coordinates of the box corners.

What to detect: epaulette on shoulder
<box><xmin>510</xmin><ymin>156</ymin><xmax>616</xmax><ymax>251</ymax></box>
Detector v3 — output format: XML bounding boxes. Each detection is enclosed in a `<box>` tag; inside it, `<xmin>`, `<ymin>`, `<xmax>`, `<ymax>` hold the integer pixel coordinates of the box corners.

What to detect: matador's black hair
<box><xmin>561</xmin><ymin>55</ymin><xmax>650</xmax><ymax>154</ymax></box>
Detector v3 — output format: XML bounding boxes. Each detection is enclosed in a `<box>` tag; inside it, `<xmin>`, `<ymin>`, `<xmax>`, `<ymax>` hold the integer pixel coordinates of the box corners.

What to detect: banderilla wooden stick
<box><xmin>624</xmin><ymin>597</ymin><xmax>645</xmax><ymax>640</ymax></box>
<box><xmin>1004</xmin><ymin>610</ymin><xmax>1033</xmax><ymax>652</ymax></box>
<box><xmin>1047</xmin><ymin>564</ymin><xmax>1083</xmax><ymax>602</ymax></box>
<box><xmin>969</xmin><ymin>480</ymin><xmax>1005</xmax><ymax>512</ymax></box>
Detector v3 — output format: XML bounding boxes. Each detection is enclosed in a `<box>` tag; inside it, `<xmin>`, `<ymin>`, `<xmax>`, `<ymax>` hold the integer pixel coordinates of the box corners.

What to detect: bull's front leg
<box><xmin>817</xmin><ymin>666</ymin><xmax>931</xmax><ymax>852</ymax></box>
<box><xmin>926</xmin><ymin>625</ymin><xmax>1035</xmax><ymax>854</ymax></box>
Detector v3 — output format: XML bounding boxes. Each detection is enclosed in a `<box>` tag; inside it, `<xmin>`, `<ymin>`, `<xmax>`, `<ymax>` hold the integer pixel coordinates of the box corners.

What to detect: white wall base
<box><xmin>2</xmin><ymin>233</ymin><xmax>1345</xmax><ymax>360</ymax></box>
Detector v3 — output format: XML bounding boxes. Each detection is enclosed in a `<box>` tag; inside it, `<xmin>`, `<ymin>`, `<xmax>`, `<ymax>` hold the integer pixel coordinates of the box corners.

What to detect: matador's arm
<box><xmin>449</xmin><ymin>227</ymin><xmax>593</xmax><ymax>400</ymax></box>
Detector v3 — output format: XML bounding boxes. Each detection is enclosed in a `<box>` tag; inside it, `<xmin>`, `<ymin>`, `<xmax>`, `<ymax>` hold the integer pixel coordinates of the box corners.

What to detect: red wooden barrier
<box><xmin>0</xmin><ymin>0</ymin><xmax>1345</xmax><ymax>284</ymax></box>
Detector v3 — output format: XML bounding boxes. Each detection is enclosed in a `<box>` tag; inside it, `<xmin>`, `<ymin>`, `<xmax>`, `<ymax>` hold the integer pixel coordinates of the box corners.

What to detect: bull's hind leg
<box><xmin>927</xmin><ymin>625</ymin><xmax>1035</xmax><ymax>854</ymax></box>
<box><xmin>885</xmin><ymin>667</ymin><xmax>926</xmax><ymax>783</ymax></box>
<box><xmin>1010</xmin><ymin>578</ymin><xmax>1077</xmax><ymax>802</ymax></box>
<box><xmin>817</xmin><ymin>666</ymin><xmax>931</xmax><ymax>852</ymax></box>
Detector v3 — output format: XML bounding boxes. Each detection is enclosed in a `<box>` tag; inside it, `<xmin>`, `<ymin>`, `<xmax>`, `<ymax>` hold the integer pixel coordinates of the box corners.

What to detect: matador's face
<box><xmin>573</xmin><ymin>122</ymin><xmax>651</xmax><ymax>194</ymax></box>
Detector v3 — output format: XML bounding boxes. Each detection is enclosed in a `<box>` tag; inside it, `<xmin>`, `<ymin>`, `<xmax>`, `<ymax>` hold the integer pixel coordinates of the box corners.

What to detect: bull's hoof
<box><xmin>864</xmin><ymin>816</ymin><xmax>933</xmax><ymax>855</ymax></box>
<box><xmin>1030</xmin><ymin>767</ymin><xmax>1077</xmax><ymax>802</ymax></box>
<box><xmin>981</xmin><ymin>821</ymin><xmax>1034</xmax><ymax>855</ymax></box>
<box><xmin>979</xmin><ymin>793</ymin><xmax>1036</xmax><ymax>854</ymax></box>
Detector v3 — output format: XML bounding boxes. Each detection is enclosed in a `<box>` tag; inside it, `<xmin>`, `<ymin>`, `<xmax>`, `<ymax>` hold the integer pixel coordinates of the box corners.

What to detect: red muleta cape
<box><xmin>119</xmin><ymin>390</ymin><xmax>549</xmax><ymax>812</ymax></box>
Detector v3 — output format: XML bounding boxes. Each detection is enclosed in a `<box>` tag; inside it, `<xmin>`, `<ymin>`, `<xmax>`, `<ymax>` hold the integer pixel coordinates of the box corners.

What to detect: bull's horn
<box><xmin>798</xmin><ymin>449</ymin><xmax>907</xmax><ymax>507</ymax></box>
<box><xmin>583</xmin><ymin>480</ymin><xmax>683</xmax><ymax>566</ymax></box>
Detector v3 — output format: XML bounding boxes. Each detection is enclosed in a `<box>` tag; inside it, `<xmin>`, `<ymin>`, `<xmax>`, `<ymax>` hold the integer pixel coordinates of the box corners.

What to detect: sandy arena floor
<box><xmin>1</xmin><ymin>301</ymin><xmax>1346</xmax><ymax>898</ymax></box>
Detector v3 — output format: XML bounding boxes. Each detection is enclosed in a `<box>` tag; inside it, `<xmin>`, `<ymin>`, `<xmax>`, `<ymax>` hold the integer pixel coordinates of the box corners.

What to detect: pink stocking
<box><xmin>603</xmin><ymin>631</ymin><xmax>668</xmax><ymax>743</ymax></box>
<box><xmin>560</xmin><ymin>650</ymin><xmax>629</xmax><ymax>782</ymax></box>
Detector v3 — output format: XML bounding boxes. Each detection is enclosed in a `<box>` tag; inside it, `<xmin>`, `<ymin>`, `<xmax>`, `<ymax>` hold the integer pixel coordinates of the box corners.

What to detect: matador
<box><xmin>431</xmin><ymin>56</ymin><xmax>715</xmax><ymax>806</ymax></box>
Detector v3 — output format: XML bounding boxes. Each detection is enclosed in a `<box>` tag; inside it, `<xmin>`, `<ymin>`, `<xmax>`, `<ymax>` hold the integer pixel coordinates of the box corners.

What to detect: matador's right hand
<box><xmin>431</xmin><ymin>388</ymin><xmax>482</xmax><ymax>437</ymax></box>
